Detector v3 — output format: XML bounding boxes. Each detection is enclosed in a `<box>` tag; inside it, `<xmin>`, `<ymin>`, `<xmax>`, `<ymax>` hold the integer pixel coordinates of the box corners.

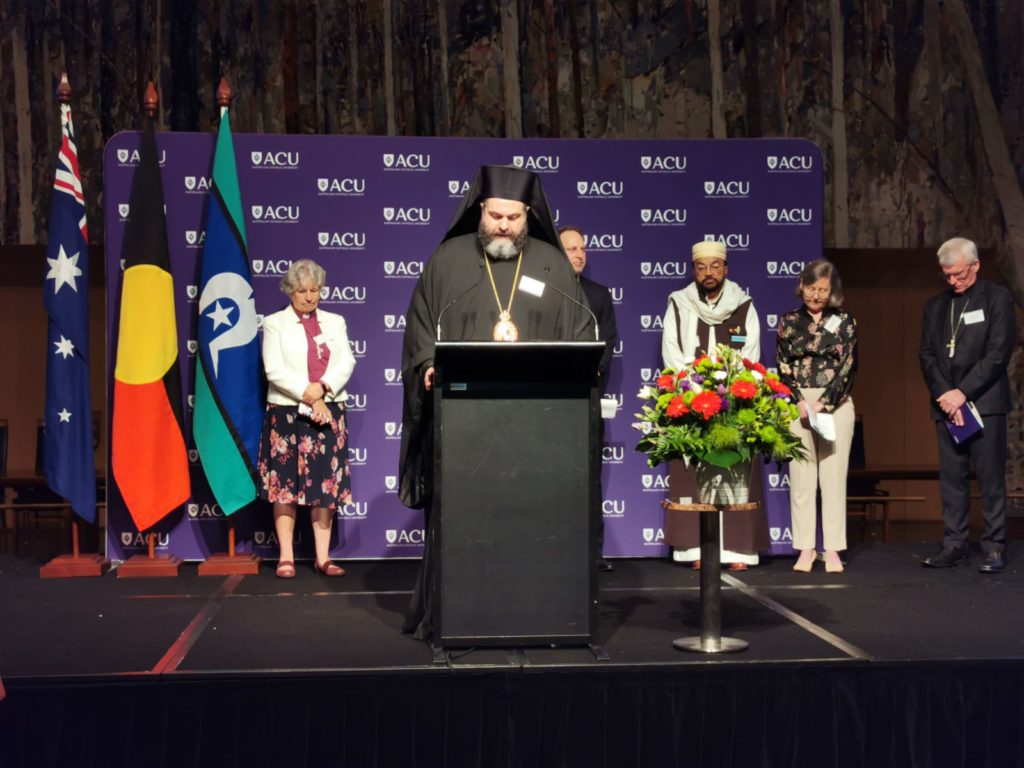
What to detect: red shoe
<box><xmin>314</xmin><ymin>560</ymin><xmax>346</xmax><ymax>577</ymax></box>
<box><xmin>728</xmin><ymin>562</ymin><xmax>749</xmax><ymax>571</ymax></box>
<box><xmin>275</xmin><ymin>560</ymin><xmax>296</xmax><ymax>579</ymax></box>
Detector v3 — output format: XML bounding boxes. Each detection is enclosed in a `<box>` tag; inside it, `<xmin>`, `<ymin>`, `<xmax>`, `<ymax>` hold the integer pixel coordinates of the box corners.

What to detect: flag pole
<box><xmin>115</xmin><ymin>79</ymin><xmax>183</xmax><ymax>579</ymax></box>
<box><xmin>197</xmin><ymin>77</ymin><xmax>261</xmax><ymax>577</ymax></box>
<box><xmin>40</xmin><ymin>71</ymin><xmax>110</xmax><ymax>579</ymax></box>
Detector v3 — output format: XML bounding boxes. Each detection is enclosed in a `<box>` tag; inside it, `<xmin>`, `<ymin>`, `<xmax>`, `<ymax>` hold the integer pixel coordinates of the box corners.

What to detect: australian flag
<box><xmin>43</xmin><ymin>102</ymin><xmax>96</xmax><ymax>523</ymax></box>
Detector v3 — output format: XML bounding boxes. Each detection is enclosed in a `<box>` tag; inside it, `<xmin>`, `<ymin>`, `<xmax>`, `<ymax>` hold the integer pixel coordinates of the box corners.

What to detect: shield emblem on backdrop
<box><xmin>318</xmin><ymin>232</ymin><xmax>329</xmax><ymax>246</ymax></box>
<box><xmin>256</xmin><ymin>314</ymin><xmax>264</xmax><ymax>327</ymax></box>
<box><xmin>642</xmin><ymin>475</ymin><xmax>653</xmax><ymax>489</ymax></box>
<box><xmin>767</xmin><ymin>208</ymin><xmax>779</xmax><ymax>222</ymax></box>
<box><xmin>319</xmin><ymin>287</ymin><xmax>329</xmax><ymax>300</ymax></box>
<box><xmin>188</xmin><ymin>504</ymin><xmax>199</xmax><ymax>517</ymax></box>
<box><xmin>117</xmin><ymin>148</ymin><xmax>129</xmax><ymax>163</ymax></box>
<box><xmin>383</xmin><ymin>207</ymin><xmax>395</xmax><ymax>222</ymax></box>
<box><xmin>385</xmin><ymin>369</ymin><xmax>396</xmax><ymax>382</ymax></box>
<box><xmin>185</xmin><ymin>176</ymin><xmax>196</xmax><ymax>190</ymax></box>
<box><xmin>252</xmin><ymin>260</ymin><xmax>264</xmax><ymax>274</ymax></box>
<box><xmin>188</xmin><ymin>449</ymin><xmax>199</xmax><ymax>463</ymax></box>
<box><xmin>386</xmin><ymin>530</ymin><xmax>398</xmax><ymax>544</ymax></box>
<box><xmin>769</xmin><ymin>474</ymin><xmax>780</xmax><ymax>488</ymax></box>
<box><xmin>767</xmin><ymin>262</ymin><xmax>779</xmax><ymax>275</ymax></box>
<box><xmin>187</xmin><ymin>340</ymin><xmax>198</xmax><ymax>354</ymax></box>
<box><xmin>767</xmin><ymin>155</ymin><xmax>779</xmax><ymax>170</ymax></box>
<box><xmin>576</xmin><ymin>181</ymin><xmax>588</xmax><ymax>195</ymax></box>
<box><xmin>640</xmin><ymin>262</ymin><xmax>652</xmax><ymax>276</ymax></box>
<box><xmin>317</xmin><ymin>178</ymin><xmax>329</xmax><ymax>192</ymax></box>
<box><xmin>641</xmin><ymin>209</ymin><xmax>652</xmax><ymax>223</ymax></box>
<box><xmin>384</xmin><ymin>261</ymin><xmax>395</xmax><ymax>275</ymax></box>
<box><xmin>121</xmin><ymin>532</ymin><xmax>133</xmax><ymax>546</ymax></box>
<box><xmin>383</xmin><ymin>153</ymin><xmax>395</xmax><ymax>167</ymax></box>
<box><xmin>643</xmin><ymin>528</ymin><xmax>654</xmax><ymax>543</ymax></box>
<box><xmin>704</xmin><ymin>181</ymin><xmax>715</xmax><ymax>194</ymax></box>
<box><xmin>251</xmin><ymin>205</ymin><xmax>263</xmax><ymax>220</ymax></box>
<box><xmin>640</xmin><ymin>156</ymin><xmax>652</xmax><ymax>170</ymax></box>
<box><xmin>641</xmin><ymin>315</ymin><xmax>652</xmax><ymax>329</ymax></box>
<box><xmin>186</xmin><ymin>231</ymin><xmax>197</xmax><ymax>245</ymax></box>
<box><xmin>770</xmin><ymin>527</ymin><xmax>781</xmax><ymax>541</ymax></box>
<box><xmin>385</xmin><ymin>422</ymin><xmax>397</xmax><ymax>437</ymax></box>
<box><xmin>385</xmin><ymin>476</ymin><xmax>397</xmax><ymax>491</ymax></box>
<box><xmin>120</xmin><ymin>259</ymin><xmax>126</xmax><ymax>271</ymax></box>
<box><xmin>448</xmin><ymin>180</ymin><xmax>460</xmax><ymax>194</ymax></box>
<box><xmin>250</xmin><ymin>151</ymin><xmax>262</xmax><ymax>165</ymax></box>
<box><xmin>385</xmin><ymin>315</ymin><xmax>396</xmax><ymax>329</ymax></box>
<box><xmin>512</xmin><ymin>156</ymin><xmax>524</xmax><ymax>168</ymax></box>
<box><xmin>641</xmin><ymin>368</ymin><xmax>653</xmax><ymax>382</ymax></box>
<box><xmin>188</xmin><ymin>395</ymin><xmax>195</xmax><ymax>408</ymax></box>
<box><xmin>186</xmin><ymin>285</ymin><xmax>198</xmax><ymax>299</ymax></box>
<box><xmin>767</xmin><ymin>314</ymin><xmax>778</xmax><ymax>328</ymax></box>
<box><xmin>118</xmin><ymin>204</ymin><xmax>129</xmax><ymax>218</ymax></box>
<box><xmin>254</xmin><ymin>531</ymin><xmax>266</xmax><ymax>545</ymax></box>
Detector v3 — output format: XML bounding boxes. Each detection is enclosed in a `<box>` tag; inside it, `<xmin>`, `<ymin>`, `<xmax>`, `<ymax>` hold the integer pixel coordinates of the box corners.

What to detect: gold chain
<box><xmin>484</xmin><ymin>250</ymin><xmax>523</xmax><ymax>320</ymax></box>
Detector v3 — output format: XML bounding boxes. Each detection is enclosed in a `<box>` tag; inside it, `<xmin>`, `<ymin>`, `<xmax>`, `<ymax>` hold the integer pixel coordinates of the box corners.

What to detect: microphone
<box><xmin>436</xmin><ymin>263</ymin><xmax>485</xmax><ymax>341</ymax></box>
<box><xmin>543</xmin><ymin>267</ymin><xmax>599</xmax><ymax>341</ymax></box>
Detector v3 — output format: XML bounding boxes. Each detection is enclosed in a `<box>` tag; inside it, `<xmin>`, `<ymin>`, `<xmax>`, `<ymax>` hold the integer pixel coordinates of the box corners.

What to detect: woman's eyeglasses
<box><xmin>801</xmin><ymin>287</ymin><xmax>830</xmax><ymax>298</ymax></box>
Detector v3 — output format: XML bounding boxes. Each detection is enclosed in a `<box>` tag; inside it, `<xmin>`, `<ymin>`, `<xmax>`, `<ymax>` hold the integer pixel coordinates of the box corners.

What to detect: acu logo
<box><xmin>338</xmin><ymin>502</ymin><xmax>368</xmax><ymax>517</ymax></box>
<box><xmin>251</xmin><ymin>205</ymin><xmax>300</xmax><ymax>221</ymax></box>
<box><xmin>640</xmin><ymin>155</ymin><xmax>686</xmax><ymax>171</ymax></box>
<box><xmin>349</xmin><ymin>339</ymin><xmax>367</xmax><ymax>355</ymax></box>
<box><xmin>253</xmin><ymin>259</ymin><xmax>294</xmax><ymax>275</ymax></box>
<box><xmin>185</xmin><ymin>230</ymin><xmax>206</xmax><ymax>246</ymax></box>
<box><xmin>116</xmin><ymin>147</ymin><xmax>167</xmax><ymax>165</ymax></box>
<box><xmin>584</xmin><ymin>233</ymin><xmax>623</xmax><ymax>250</ymax></box>
<box><xmin>602</xmin><ymin>499</ymin><xmax>626</xmax><ymax>515</ymax></box>
<box><xmin>768</xmin><ymin>473</ymin><xmax>792</xmax><ymax>489</ymax></box>
<box><xmin>384</xmin><ymin>315</ymin><xmax>407</xmax><ymax>330</ymax></box>
<box><xmin>348</xmin><ymin>447</ymin><xmax>368</xmax><ymax>464</ymax></box>
<box><xmin>704</xmin><ymin>180</ymin><xmax>750</xmax><ymax>196</ymax></box>
<box><xmin>704</xmin><ymin>233</ymin><xmax>750</xmax><ymax>250</ymax></box>
<box><xmin>577</xmin><ymin>180</ymin><xmax>624</xmax><ymax>197</ymax></box>
<box><xmin>250</xmin><ymin>150</ymin><xmax>299</xmax><ymax>167</ymax></box>
<box><xmin>187</xmin><ymin>503</ymin><xmax>224</xmax><ymax>519</ymax></box>
<box><xmin>384</xmin><ymin>368</ymin><xmax>402</xmax><ymax>383</ymax></box>
<box><xmin>317</xmin><ymin>177</ymin><xmax>365</xmax><ymax>193</ymax></box>
<box><xmin>640</xmin><ymin>315</ymin><xmax>664</xmax><ymax>330</ymax></box>
<box><xmin>601</xmin><ymin>445</ymin><xmax>624</xmax><ymax>463</ymax></box>
<box><xmin>770</xmin><ymin>526</ymin><xmax>794</xmax><ymax>542</ymax></box>
<box><xmin>512</xmin><ymin>155</ymin><xmax>560</xmax><ymax>171</ymax></box>
<box><xmin>767</xmin><ymin>261</ymin><xmax>806</xmax><ymax>276</ymax></box>
<box><xmin>767</xmin><ymin>155</ymin><xmax>814</xmax><ymax>171</ymax></box>
<box><xmin>448</xmin><ymin>179</ymin><xmax>471</xmax><ymax>195</ymax></box>
<box><xmin>121</xmin><ymin>531</ymin><xmax>170</xmax><ymax>548</ymax></box>
<box><xmin>767</xmin><ymin>315</ymin><xmax>778</xmax><ymax>329</ymax></box>
<box><xmin>345</xmin><ymin>393</ymin><xmax>368</xmax><ymax>410</ymax></box>
<box><xmin>383</xmin><ymin>152</ymin><xmax>430</xmax><ymax>169</ymax></box>
<box><xmin>184</xmin><ymin>176</ymin><xmax>211</xmax><ymax>192</ymax></box>
<box><xmin>318</xmin><ymin>231</ymin><xmax>366</xmax><ymax>248</ymax></box>
<box><xmin>384</xmin><ymin>260</ymin><xmax>424</xmax><ymax>276</ymax></box>
<box><xmin>767</xmin><ymin>208</ymin><xmax>813</xmax><ymax>224</ymax></box>
<box><xmin>385</xmin><ymin>421</ymin><xmax>403</xmax><ymax>437</ymax></box>
<box><xmin>642</xmin><ymin>474</ymin><xmax>669</xmax><ymax>490</ymax></box>
<box><xmin>643</xmin><ymin>528</ymin><xmax>665</xmax><ymax>543</ymax></box>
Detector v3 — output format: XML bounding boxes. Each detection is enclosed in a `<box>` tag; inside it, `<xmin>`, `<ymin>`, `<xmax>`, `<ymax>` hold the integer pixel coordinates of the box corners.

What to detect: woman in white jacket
<box><xmin>258</xmin><ymin>259</ymin><xmax>356</xmax><ymax>578</ymax></box>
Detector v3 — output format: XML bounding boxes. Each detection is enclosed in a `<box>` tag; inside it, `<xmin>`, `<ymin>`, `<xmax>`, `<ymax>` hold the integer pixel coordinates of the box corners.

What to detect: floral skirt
<box><xmin>258</xmin><ymin>402</ymin><xmax>353</xmax><ymax>510</ymax></box>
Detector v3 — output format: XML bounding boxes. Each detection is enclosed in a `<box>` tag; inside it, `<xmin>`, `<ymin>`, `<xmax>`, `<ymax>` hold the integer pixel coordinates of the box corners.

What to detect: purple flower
<box><xmin>716</xmin><ymin>385</ymin><xmax>727</xmax><ymax>396</ymax></box>
<box><xmin>691</xmin><ymin>373</ymin><xmax>705</xmax><ymax>384</ymax></box>
<box><xmin>720</xmin><ymin>396</ymin><xmax>731</xmax><ymax>412</ymax></box>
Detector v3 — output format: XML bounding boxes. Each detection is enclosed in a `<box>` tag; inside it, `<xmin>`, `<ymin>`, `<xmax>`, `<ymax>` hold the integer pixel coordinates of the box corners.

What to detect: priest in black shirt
<box><xmin>919</xmin><ymin>237</ymin><xmax>1016</xmax><ymax>573</ymax></box>
<box><xmin>399</xmin><ymin>164</ymin><xmax>594</xmax><ymax>639</ymax></box>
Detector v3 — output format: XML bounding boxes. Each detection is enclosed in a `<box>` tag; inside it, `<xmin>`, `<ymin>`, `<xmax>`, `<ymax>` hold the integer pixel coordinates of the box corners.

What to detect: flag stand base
<box><xmin>40</xmin><ymin>553</ymin><xmax>110</xmax><ymax>578</ymax></box>
<box><xmin>198</xmin><ymin>552</ymin><xmax>261</xmax><ymax>576</ymax></box>
<box><xmin>117</xmin><ymin>553</ymin><xmax>182</xmax><ymax>578</ymax></box>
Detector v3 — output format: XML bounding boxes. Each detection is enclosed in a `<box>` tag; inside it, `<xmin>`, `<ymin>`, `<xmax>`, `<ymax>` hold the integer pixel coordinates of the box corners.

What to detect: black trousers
<box><xmin>935</xmin><ymin>414</ymin><xmax>1007</xmax><ymax>553</ymax></box>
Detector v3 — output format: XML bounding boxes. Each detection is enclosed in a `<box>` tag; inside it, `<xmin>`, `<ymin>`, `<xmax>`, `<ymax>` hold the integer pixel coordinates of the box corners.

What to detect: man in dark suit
<box><xmin>559</xmin><ymin>226</ymin><xmax>619</xmax><ymax>571</ymax></box>
<box><xmin>919</xmin><ymin>237</ymin><xmax>1017</xmax><ymax>573</ymax></box>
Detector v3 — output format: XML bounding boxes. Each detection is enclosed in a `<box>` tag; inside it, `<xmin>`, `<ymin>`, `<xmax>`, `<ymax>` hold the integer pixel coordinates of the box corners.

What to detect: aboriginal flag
<box><xmin>111</xmin><ymin>118</ymin><xmax>190</xmax><ymax>531</ymax></box>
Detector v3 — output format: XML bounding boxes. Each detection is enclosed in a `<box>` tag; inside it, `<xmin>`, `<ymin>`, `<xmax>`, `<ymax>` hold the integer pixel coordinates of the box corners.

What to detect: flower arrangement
<box><xmin>635</xmin><ymin>344</ymin><xmax>806</xmax><ymax>469</ymax></box>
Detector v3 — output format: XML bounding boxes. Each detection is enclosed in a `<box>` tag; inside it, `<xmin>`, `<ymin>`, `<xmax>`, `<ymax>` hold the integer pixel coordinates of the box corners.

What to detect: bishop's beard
<box><xmin>478</xmin><ymin>219</ymin><xmax>529</xmax><ymax>260</ymax></box>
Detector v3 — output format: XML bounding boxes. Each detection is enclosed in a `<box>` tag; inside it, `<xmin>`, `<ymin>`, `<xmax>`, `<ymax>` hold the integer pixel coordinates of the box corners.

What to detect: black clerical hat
<box><xmin>440</xmin><ymin>164</ymin><xmax>561</xmax><ymax>248</ymax></box>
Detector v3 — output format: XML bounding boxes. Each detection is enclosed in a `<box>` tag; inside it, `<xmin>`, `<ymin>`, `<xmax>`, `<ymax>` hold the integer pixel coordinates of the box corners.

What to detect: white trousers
<box><xmin>787</xmin><ymin>389</ymin><xmax>855</xmax><ymax>552</ymax></box>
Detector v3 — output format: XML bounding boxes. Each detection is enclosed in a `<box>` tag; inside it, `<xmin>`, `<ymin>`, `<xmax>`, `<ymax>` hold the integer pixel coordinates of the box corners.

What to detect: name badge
<box><xmin>518</xmin><ymin>275</ymin><xmax>546</xmax><ymax>297</ymax></box>
<box><xmin>823</xmin><ymin>315</ymin><xmax>842</xmax><ymax>334</ymax></box>
<box><xmin>730</xmin><ymin>335</ymin><xmax>747</xmax><ymax>344</ymax></box>
<box><xmin>963</xmin><ymin>309</ymin><xmax>985</xmax><ymax>325</ymax></box>
<box><xmin>313</xmin><ymin>333</ymin><xmax>328</xmax><ymax>344</ymax></box>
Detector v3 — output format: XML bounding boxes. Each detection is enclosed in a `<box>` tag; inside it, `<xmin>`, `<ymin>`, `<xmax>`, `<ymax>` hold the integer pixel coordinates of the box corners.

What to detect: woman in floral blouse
<box><xmin>776</xmin><ymin>260</ymin><xmax>857</xmax><ymax>573</ymax></box>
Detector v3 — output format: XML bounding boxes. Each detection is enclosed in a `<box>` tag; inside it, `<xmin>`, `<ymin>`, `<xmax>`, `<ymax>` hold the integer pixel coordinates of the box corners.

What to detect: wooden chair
<box><xmin>846</xmin><ymin>418</ymin><xmax>926</xmax><ymax>542</ymax></box>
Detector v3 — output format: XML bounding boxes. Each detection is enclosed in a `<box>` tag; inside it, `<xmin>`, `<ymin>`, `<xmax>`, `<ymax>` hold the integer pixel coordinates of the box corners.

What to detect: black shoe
<box><xmin>979</xmin><ymin>551</ymin><xmax>1005</xmax><ymax>574</ymax></box>
<box><xmin>922</xmin><ymin>545</ymin><xmax>970</xmax><ymax>568</ymax></box>
<box><xmin>599</xmin><ymin>559</ymin><xmax>614</xmax><ymax>573</ymax></box>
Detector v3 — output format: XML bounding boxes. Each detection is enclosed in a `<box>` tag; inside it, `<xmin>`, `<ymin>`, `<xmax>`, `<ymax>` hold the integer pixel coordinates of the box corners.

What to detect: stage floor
<box><xmin>4</xmin><ymin>540</ymin><xmax>1024</xmax><ymax>681</ymax></box>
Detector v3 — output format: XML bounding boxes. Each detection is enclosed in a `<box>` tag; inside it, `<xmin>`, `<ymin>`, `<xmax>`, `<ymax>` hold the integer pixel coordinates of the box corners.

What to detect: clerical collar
<box><xmin>291</xmin><ymin>306</ymin><xmax>318</xmax><ymax>321</ymax></box>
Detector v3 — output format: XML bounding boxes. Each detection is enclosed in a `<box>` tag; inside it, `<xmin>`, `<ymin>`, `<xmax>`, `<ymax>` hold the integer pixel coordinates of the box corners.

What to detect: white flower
<box><xmin>713</xmin><ymin>371</ymin><xmax>727</xmax><ymax>381</ymax></box>
<box><xmin>751</xmin><ymin>370</ymin><xmax>764</xmax><ymax>381</ymax></box>
<box><xmin>637</xmin><ymin>386</ymin><xmax>655</xmax><ymax>399</ymax></box>
<box><xmin>690</xmin><ymin>385</ymin><xmax>703</xmax><ymax>394</ymax></box>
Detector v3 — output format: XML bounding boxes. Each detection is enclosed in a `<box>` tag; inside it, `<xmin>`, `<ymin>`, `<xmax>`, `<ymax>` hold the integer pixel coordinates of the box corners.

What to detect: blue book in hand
<box><xmin>945</xmin><ymin>401</ymin><xmax>984</xmax><ymax>445</ymax></box>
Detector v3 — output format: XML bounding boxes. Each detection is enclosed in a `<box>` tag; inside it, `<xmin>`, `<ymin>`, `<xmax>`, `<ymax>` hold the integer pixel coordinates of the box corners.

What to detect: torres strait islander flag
<box><xmin>111</xmin><ymin>118</ymin><xmax>190</xmax><ymax>531</ymax></box>
<box><xmin>192</xmin><ymin>105</ymin><xmax>264</xmax><ymax>514</ymax></box>
<box><xmin>43</xmin><ymin>100</ymin><xmax>96</xmax><ymax>523</ymax></box>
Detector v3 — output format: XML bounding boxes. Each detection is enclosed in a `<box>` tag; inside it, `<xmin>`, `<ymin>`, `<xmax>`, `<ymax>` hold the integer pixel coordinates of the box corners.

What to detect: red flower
<box><xmin>665</xmin><ymin>396</ymin><xmax>690</xmax><ymax>418</ymax></box>
<box><xmin>676</xmin><ymin>369</ymin><xmax>688</xmax><ymax>380</ymax></box>
<box><xmin>693</xmin><ymin>355</ymin><xmax>709</xmax><ymax>366</ymax></box>
<box><xmin>766</xmin><ymin>378</ymin><xmax>792</xmax><ymax>397</ymax></box>
<box><xmin>656</xmin><ymin>374</ymin><xmax>676</xmax><ymax>391</ymax></box>
<box><xmin>690</xmin><ymin>391</ymin><xmax>722</xmax><ymax>420</ymax></box>
<box><xmin>729</xmin><ymin>380</ymin><xmax>758</xmax><ymax>400</ymax></box>
<box><xmin>743</xmin><ymin>359</ymin><xmax>768</xmax><ymax>375</ymax></box>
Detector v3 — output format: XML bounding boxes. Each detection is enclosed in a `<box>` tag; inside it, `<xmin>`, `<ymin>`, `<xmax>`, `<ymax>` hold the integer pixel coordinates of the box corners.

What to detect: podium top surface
<box><xmin>435</xmin><ymin>341</ymin><xmax>605</xmax><ymax>350</ymax></box>
<box><xmin>661</xmin><ymin>500</ymin><xmax>760</xmax><ymax>513</ymax></box>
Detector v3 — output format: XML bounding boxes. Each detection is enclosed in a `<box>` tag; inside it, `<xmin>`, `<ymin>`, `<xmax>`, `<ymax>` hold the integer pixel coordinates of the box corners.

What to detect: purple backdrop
<box><xmin>103</xmin><ymin>134</ymin><xmax>822</xmax><ymax>562</ymax></box>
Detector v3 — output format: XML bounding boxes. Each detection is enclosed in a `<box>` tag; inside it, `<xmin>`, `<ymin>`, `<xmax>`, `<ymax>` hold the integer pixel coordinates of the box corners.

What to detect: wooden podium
<box><xmin>432</xmin><ymin>341</ymin><xmax>604</xmax><ymax>648</ymax></box>
<box><xmin>663</xmin><ymin>499</ymin><xmax>759</xmax><ymax>653</ymax></box>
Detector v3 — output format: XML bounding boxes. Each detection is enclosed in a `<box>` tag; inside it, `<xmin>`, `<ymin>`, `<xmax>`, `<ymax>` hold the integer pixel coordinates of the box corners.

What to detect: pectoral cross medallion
<box><xmin>493</xmin><ymin>311</ymin><xmax>519</xmax><ymax>342</ymax></box>
<box><xmin>947</xmin><ymin>338</ymin><xmax>956</xmax><ymax>358</ymax></box>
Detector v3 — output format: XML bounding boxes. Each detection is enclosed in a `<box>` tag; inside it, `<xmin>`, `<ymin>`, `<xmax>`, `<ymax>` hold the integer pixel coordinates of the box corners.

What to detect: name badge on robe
<box><xmin>963</xmin><ymin>309</ymin><xmax>985</xmax><ymax>325</ymax></box>
<box><xmin>730</xmin><ymin>335</ymin><xmax>746</xmax><ymax>344</ymax></box>
<box><xmin>823</xmin><ymin>315</ymin><xmax>842</xmax><ymax>334</ymax></box>
<box><xmin>518</xmin><ymin>275</ymin><xmax>545</xmax><ymax>297</ymax></box>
